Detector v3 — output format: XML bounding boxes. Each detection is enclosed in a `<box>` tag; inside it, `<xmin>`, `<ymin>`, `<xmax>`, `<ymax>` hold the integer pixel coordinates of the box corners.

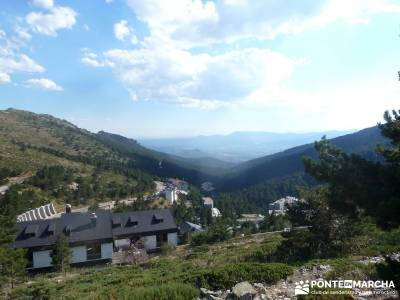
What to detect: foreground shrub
<box><xmin>160</xmin><ymin>243</ymin><xmax>175</xmax><ymax>255</ymax></box>
<box><xmin>118</xmin><ymin>283</ymin><xmax>199</xmax><ymax>300</ymax></box>
<box><xmin>195</xmin><ymin>262</ymin><xmax>293</xmax><ymax>290</ymax></box>
<box><xmin>274</xmin><ymin>230</ymin><xmax>314</xmax><ymax>262</ymax></box>
<box><xmin>191</xmin><ymin>222</ymin><xmax>231</xmax><ymax>246</ymax></box>
<box><xmin>376</xmin><ymin>257</ymin><xmax>400</xmax><ymax>296</ymax></box>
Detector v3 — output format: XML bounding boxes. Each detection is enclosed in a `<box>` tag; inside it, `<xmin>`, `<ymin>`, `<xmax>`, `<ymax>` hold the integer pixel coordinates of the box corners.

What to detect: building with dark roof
<box><xmin>13</xmin><ymin>208</ymin><xmax>178</xmax><ymax>270</ymax></box>
<box><xmin>179</xmin><ymin>221</ymin><xmax>203</xmax><ymax>234</ymax></box>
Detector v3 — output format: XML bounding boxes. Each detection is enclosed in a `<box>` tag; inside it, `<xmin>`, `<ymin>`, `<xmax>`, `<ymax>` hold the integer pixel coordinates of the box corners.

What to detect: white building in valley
<box><xmin>13</xmin><ymin>208</ymin><xmax>178</xmax><ymax>270</ymax></box>
<box><xmin>268</xmin><ymin>196</ymin><xmax>299</xmax><ymax>215</ymax></box>
<box><xmin>165</xmin><ymin>188</ymin><xmax>178</xmax><ymax>204</ymax></box>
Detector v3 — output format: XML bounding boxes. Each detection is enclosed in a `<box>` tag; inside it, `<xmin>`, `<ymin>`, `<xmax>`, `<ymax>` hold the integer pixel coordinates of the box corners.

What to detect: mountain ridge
<box><xmin>139</xmin><ymin>129</ymin><xmax>355</xmax><ymax>163</ymax></box>
<box><xmin>0</xmin><ymin>108</ymin><xmax>388</xmax><ymax>193</ymax></box>
<box><xmin>220</xmin><ymin>126</ymin><xmax>388</xmax><ymax>190</ymax></box>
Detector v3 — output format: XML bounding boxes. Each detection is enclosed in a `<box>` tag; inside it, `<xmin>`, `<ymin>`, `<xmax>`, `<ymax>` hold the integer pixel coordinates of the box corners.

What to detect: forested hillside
<box><xmin>0</xmin><ymin>109</ymin><xmax>160</xmax><ymax>216</ymax></box>
<box><xmin>220</xmin><ymin>126</ymin><xmax>388</xmax><ymax>191</ymax></box>
<box><xmin>0</xmin><ymin>108</ymin><xmax>388</xmax><ymax>216</ymax></box>
<box><xmin>96</xmin><ymin>131</ymin><xmax>225</xmax><ymax>182</ymax></box>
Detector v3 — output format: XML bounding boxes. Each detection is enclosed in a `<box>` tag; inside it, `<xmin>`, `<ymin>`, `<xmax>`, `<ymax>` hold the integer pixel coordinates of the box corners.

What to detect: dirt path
<box><xmin>0</xmin><ymin>173</ymin><xmax>32</xmax><ymax>196</ymax></box>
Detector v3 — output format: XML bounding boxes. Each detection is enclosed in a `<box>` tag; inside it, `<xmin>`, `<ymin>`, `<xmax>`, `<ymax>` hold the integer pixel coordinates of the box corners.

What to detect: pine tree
<box><xmin>52</xmin><ymin>233</ymin><xmax>71</xmax><ymax>274</ymax></box>
<box><xmin>0</xmin><ymin>215</ymin><xmax>26</xmax><ymax>292</ymax></box>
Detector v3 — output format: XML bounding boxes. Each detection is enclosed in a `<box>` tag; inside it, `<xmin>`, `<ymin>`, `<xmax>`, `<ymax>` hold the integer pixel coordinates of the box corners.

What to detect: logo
<box><xmin>295</xmin><ymin>280</ymin><xmax>310</xmax><ymax>295</ymax></box>
<box><xmin>293</xmin><ymin>279</ymin><xmax>395</xmax><ymax>296</ymax></box>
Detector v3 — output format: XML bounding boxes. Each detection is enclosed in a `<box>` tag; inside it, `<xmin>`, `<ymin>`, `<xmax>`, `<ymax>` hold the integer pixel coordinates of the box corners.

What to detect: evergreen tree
<box><xmin>276</xmin><ymin>110</ymin><xmax>400</xmax><ymax>262</ymax></box>
<box><xmin>52</xmin><ymin>234</ymin><xmax>71</xmax><ymax>274</ymax></box>
<box><xmin>0</xmin><ymin>215</ymin><xmax>26</xmax><ymax>292</ymax></box>
<box><xmin>302</xmin><ymin>110</ymin><xmax>400</xmax><ymax>229</ymax></box>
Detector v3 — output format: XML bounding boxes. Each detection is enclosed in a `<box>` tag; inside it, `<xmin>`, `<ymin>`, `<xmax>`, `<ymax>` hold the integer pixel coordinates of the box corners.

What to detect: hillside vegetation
<box><xmin>0</xmin><ymin>109</ymin><xmax>156</xmax><ymax>212</ymax></box>
<box><xmin>0</xmin><ymin>108</ymin><xmax>389</xmax><ymax>217</ymax></box>
<box><xmin>220</xmin><ymin>126</ymin><xmax>387</xmax><ymax>191</ymax></box>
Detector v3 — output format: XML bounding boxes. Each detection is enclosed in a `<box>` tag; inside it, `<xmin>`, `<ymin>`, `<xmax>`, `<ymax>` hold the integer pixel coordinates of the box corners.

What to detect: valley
<box><xmin>0</xmin><ymin>108</ymin><xmax>399</xmax><ymax>300</ymax></box>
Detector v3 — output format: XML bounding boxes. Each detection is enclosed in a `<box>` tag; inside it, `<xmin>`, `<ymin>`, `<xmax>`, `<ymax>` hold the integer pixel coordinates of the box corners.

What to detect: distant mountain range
<box><xmin>0</xmin><ymin>108</ymin><xmax>388</xmax><ymax>193</ymax></box>
<box><xmin>139</xmin><ymin>130</ymin><xmax>354</xmax><ymax>163</ymax></box>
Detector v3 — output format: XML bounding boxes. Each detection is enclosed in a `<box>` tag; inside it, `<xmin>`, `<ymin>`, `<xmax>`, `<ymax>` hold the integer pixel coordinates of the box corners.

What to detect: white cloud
<box><xmin>23</xmin><ymin>78</ymin><xmax>63</xmax><ymax>91</ymax></box>
<box><xmin>81</xmin><ymin>56</ymin><xmax>104</xmax><ymax>67</ymax></box>
<box><xmin>14</xmin><ymin>25</ymin><xmax>32</xmax><ymax>41</ymax></box>
<box><xmin>126</xmin><ymin>0</ymin><xmax>400</xmax><ymax>47</ymax></box>
<box><xmin>239</xmin><ymin>79</ymin><xmax>400</xmax><ymax>131</ymax></box>
<box><xmin>32</xmin><ymin>0</ymin><xmax>54</xmax><ymax>10</ymax></box>
<box><xmin>82</xmin><ymin>0</ymin><xmax>400</xmax><ymax>111</ymax></box>
<box><xmin>96</xmin><ymin>44</ymin><xmax>298</xmax><ymax>108</ymax></box>
<box><xmin>26</xmin><ymin>5</ymin><xmax>77</xmax><ymax>36</ymax></box>
<box><xmin>113</xmin><ymin>20</ymin><xmax>138</xmax><ymax>44</ymax></box>
<box><xmin>81</xmin><ymin>50</ymin><xmax>106</xmax><ymax>67</ymax></box>
<box><xmin>0</xmin><ymin>54</ymin><xmax>45</xmax><ymax>74</ymax></box>
<box><xmin>0</xmin><ymin>25</ymin><xmax>45</xmax><ymax>84</ymax></box>
<box><xmin>0</xmin><ymin>72</ymin><xmax>11</xmax><ymax>84</ymax></box>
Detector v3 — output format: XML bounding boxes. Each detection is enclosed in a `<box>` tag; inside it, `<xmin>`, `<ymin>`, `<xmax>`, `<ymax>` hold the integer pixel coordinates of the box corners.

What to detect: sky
<box><xmin>0</xmin><ymin>0</ymin><xmax>399</xmax><ymax>138</ymax></box>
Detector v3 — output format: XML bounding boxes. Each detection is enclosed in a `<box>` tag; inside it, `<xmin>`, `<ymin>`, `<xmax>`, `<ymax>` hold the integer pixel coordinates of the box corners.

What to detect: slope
<box><xmin>0</xmin><ymin>108</ymin><xmax>217</xmax><ymax>188</ymax></box>
<box><xmin>220</xmin><ymin>126</ymin><xmax>388</xmax><ymax>191</ymax></box>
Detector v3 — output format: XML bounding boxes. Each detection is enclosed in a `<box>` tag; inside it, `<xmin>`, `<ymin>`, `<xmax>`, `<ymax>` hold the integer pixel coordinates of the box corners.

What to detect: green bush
<box><xmin>160</xmin><ymin>243</ymin><xmax>175</xmax><ymax>255</ymax></box>
<box><xmin>195</xmin><ymin>262</ymin><xmax>293</xmax><ymax>290</ymax></box>
<box><xmin>274</xmin><ymin>230</ymin><xmax>314</xmax><ymax>262</ymax></box>
<box><xmin>191</xmin><ymin>223</ymin><xmax>231</xmax><ymax>246</ymax></box>
<box><xmin>245</xmin><ymin>239</ymin><xmax>282</xmax><ymax>262</ymax></box>
<box><xmin>118</xmin><ymin>283</ymin><xmax>199</xmax><ymax>300</ymax></box>
<box><xmin>376</xmin><ymin>257</ymin><xmax>400</xmax><ymax>295</ymax></box>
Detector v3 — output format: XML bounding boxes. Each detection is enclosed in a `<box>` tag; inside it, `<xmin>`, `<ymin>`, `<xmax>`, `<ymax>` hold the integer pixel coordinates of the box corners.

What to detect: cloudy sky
<box><xmin>0</xmin><ymin>0</ymin><xmax>399</xmax><ymax>138</ymax></box>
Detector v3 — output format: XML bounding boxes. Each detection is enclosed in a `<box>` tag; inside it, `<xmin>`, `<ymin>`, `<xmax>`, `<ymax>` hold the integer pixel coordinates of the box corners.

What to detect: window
<box><xmin>156</xmin><ymin>232</ymin><xmax>168</xmax><ymax>247</ymax></box>
<box><xmin>86</xmin><ymin>243</ymin><xmax>101</xmax><ymax>260</ymax></box>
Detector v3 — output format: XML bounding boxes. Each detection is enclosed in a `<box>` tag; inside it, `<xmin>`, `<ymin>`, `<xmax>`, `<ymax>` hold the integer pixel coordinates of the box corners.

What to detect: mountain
<box><xmin>220</xmin><ymin>126</ymin><xmax>388</xmax><ymax>191</ymax></box>
<box><xmin>0</xmin><ymin>108</ymin><xmax>217</xmax><ymax>188</ymax></box>
<box><xmin>0</xmin><ymin>108</ymin><xmax>387</xmax><ymax>195</ymax></box>
<box><xmin>96</xmin><ymin>131</ymin><xmax>230</xmax><ymax>181</ymax></box>
<box><xmin>139</xmin><ymin>130</ymin><xmax>353</xmax><ymax>163</ymax></box>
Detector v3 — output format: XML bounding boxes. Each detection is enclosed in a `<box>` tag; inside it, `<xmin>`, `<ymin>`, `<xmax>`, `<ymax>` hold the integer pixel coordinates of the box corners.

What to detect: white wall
<box><xmin>101</xmin><ymin>243</ymin><xmax>113</xmax><ymax>259</ymax></box>
<box><xmin>71</xmin><ymin>246</ymin><xmax>87</xmax><ymax>263</ymax></box>
<box><xmin>114</xmin><ymin>238</ymin><xmax>130</xmax><ymax>249</ymax></box>
<box><xmin>33</xmin><ymin>250</ymin><xmax>52</xmax><ymax>268</ymax></box>
<box><xmin>167</xmin><ymin>232</ymin><xmax>178</xmax><ymax>247</ymax></box>
<box><xmin>144</xmin><ymin>235</ymin><xmax>157</xmax><ymax>250</ymax></box>
<box><xmin>165</xmin><ymin>190</ymin><xmax>177</xmax><ymax>204</ymax></box>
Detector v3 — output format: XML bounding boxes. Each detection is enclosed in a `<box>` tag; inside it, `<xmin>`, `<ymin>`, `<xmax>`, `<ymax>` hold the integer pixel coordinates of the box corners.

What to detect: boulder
<box><xmin>232</xmin><ymin>281</ymin><xmax>257</xmax><ymax>300</ymax></box>
<box><xmin>200</xmin><ymin>288</ymin><xmax>224</xmax><ymax>300</ymax></box>
<box><xmin>253</xmin><ymin>283</ymin><xmax>267</xmax><ymax>295</ymax></box>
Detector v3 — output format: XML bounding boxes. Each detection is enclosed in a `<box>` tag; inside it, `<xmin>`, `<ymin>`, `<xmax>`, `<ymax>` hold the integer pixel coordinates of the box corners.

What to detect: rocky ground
<box><xmin>196</xmin><ymin>254</ymin><xmax>400</xmax><ymax>300</ymax></box>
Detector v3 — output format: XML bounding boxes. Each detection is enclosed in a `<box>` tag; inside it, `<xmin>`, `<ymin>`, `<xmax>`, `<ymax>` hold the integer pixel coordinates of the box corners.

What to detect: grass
<box><xmin>9</xmin><ymin>229</ymin><xmax>398</xmax><ymax>299</ymax></box>
<box><xmin>11</xmin><ymin>233</ymin><xmax>289</xmax><ymax>299</ymax></box>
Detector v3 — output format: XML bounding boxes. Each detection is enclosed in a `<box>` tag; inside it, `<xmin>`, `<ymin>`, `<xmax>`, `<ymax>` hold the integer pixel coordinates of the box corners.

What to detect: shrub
<box><xmin>118</xmin><ymin>283</ymin><xmax>199</xmax><ymax>300</ymax></box>
<box><xmin>376</xmin><ymin>257</ymin><xmax>400</xmax><ymax>295</ymax></box>
<box><xmin>274</xmin><ymin>230</ymin><xmax>313</xmax><ymax>262</ymax></box>
<box><xmin>195</xmin><ymin>262</ymin><xmax>293</xmax><ymax>290</ymax></box>
<box><xmin>245</xmin><ymin>239</ymin><xmax>282</xmax><ymax>262</ymax></box>
<box><xmin>160</xmin><ymin>243</ymin><xmax>175</xmax><ymax>255</ymax></box>
<box><xmin>191</xmin><ymin>223</ymin><xmax>231</xmax><ymax>246</ymax></box>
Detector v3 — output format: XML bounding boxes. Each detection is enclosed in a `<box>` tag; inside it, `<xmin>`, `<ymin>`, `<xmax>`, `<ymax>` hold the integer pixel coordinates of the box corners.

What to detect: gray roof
<box><xmin>13</xmin><ymin>209</ymin><xmax>177</xmax><ymax>249</ymax></box>
<box><xmin>13</xmin><ymin>210</ymin><xmax>112</xmax><ymax>249</ymax></box>
<box><xmin>179</xmin><ymin>221</ymin><xmax>203</xmax><ymax>233</ymax></box>
<box><xmin>112</xmin><ymin>209</ymin><xmax>177</xmax><ymax>237</ymax></box>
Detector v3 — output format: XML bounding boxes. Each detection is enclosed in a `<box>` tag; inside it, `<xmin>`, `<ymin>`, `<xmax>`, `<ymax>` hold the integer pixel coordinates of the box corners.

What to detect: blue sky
<box><xmin>0</xmin><ymin>0</ymin><xmax>399</xmax><ymax>138</ymax></box>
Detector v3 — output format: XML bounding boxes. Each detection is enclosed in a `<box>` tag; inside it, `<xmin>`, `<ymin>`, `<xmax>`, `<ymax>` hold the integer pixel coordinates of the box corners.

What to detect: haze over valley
<box><xmin>139</xmin><ymin>130</ymin><xmax>355</xmax><ymax>163</ymax></box>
